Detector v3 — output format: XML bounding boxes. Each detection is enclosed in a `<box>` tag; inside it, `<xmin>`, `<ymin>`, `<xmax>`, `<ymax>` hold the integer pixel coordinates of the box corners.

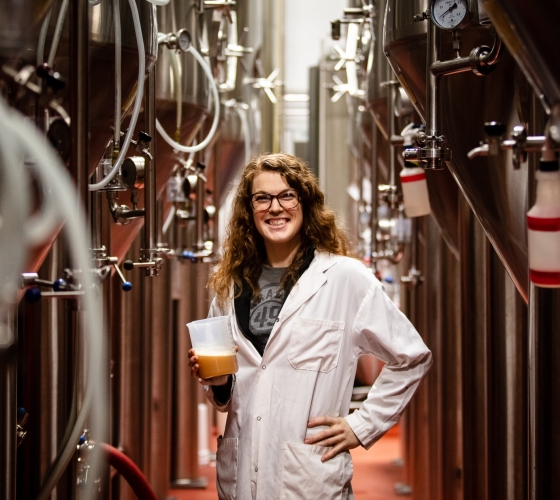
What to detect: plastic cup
<box><xmin>187</xmin><ymin>316</ymin><xmax>238</xmax><ymax>379</ymax></box>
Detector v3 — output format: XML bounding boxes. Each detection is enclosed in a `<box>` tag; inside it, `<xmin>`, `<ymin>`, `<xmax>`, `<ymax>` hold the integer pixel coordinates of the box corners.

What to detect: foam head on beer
<box><xmin>187</xmin><ymin>316</ymin><xmax>239</xmax><ymax>379</ymax></box>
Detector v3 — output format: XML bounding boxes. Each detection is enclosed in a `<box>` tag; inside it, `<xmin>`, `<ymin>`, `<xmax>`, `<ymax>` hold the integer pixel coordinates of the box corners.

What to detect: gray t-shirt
<box><xmin>249</xmin><ymin>265</ymin><xmax>287</xmax><ymax>347</ymax></box>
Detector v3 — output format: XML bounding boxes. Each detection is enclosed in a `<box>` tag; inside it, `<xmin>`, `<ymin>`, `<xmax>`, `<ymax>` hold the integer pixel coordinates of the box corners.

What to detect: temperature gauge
<box><xmin>177</xmin><ymin>29</ymin><xmax>191</xmax><ymax>53</ymax></box>
<box><xmin>430</xmin><ymin>0</ymin><xmax>473</xmax><ymax>30</ymax></box>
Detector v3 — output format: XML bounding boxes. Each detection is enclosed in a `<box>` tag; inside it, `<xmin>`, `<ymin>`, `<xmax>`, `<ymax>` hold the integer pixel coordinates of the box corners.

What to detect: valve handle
<box><xmin>24</xmin><ymin>287</ymin><xmax>42</xmax><ymax>303</ymax></box>
<box><xmin>484</xmin><ymin>121</ymin><xmax>506</xmax><ymax>137</ymax></box>
<box><xmin>109</xmin><ymin>258</ymin><xmax>133</xmax><ymax>292</ymax></box>
<box><xmin>123</xmin><ymin>260</ymin><xmax>134</xmax><ymax>271</ymax></box>
<box><xmin>22</xmin><ymin>273</ymin><xmax>68</xmax><ymax>291</ymax></box>
<box><xmin>182</xmin><ymin>250</ymin><xmax>196</xmax><ymax>262</ymax></box>
<box><xmin>52</xmin><ymin>278</ymin><xmax>67</xmax><ymax>292</ymax></box>
<box><xmin>36</xmin><ymin>63</ymin><xmax>66</xmax><ymax>92</ymax></box>
<box><xmin>138</xmin><ymin>131</ymin><xmax>152</xmax><ymax>144</ymax></box>
<box><xmin>17</xmin><ymin>407</ymin><xmax>28</xmax><ymax>425</ymax></box>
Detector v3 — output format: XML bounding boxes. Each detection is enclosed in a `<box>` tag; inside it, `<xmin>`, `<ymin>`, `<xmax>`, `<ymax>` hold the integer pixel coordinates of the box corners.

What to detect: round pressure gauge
<box><xmin>177</xmin><ymin>29</ymin><xmax>191</xmax><ymax>52</ymax></box>
<box><xmin>430</xmin><ymin>0</ymin><xmax>472</xmax><ymax>30</ymax></box>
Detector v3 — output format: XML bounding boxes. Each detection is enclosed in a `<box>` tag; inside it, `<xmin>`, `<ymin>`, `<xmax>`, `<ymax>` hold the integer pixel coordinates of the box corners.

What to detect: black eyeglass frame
<box><xmin>250</xmin><ymin>189</ymin><xmax>300</xmax><ymax>212</ymax></box>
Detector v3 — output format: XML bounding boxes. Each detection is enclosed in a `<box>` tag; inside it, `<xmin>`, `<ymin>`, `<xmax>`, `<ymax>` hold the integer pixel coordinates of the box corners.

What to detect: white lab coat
<box><xmin>205</xmin><ymin>251</ymin><xmax>432</xmax><ymax>500</ymax></box>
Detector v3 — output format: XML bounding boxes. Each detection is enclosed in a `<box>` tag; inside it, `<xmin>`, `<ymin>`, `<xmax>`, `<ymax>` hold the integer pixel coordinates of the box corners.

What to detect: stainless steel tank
<box><xmin>208</xmin><ymin>0</ymin><xmax>265</xmax><ymax>208</ymax></box>
<box><xmin>366</xmin><ymin>0</ymin><xmax>392</xmax><ymax>139</ymax></box>
<box><xmin>40</xmin><ymin>0</ymin><xmax>158</xmax><ymax>175</ymax></box>
<box><xmin>0</xmin><ymin>0</ymin><xmax>53</xmax><ymax>60</ymax></box>
<box><xmin>377</xmin><ymin>0</ymin><xmax>460</xmax><ymax>256</ymax></box>
<box><xmin>154</xmin><ymin>0</ymin><xmax>209</xmax><ymax>197</ymax></box>
<box><xmin>383</xmin><ymin>1</ymin><xmax>530</xmax><ymax>499</ymax></box>
<box><xmin>18</xmin><ymin>0</ymin><xmax>158</xmax><ymax>273</ymax></box>
<box><xmin>16</xmin><ymin>240</ymin><xmax>84</xmax><ymax>499</ymax></box>
<box><xmin>111</xmin><ymin>0</ymin><xmax>212</xmax><ymax>263</ymax></box>
<box><xmin>384</xmin><ymin>0</ymin><xmax>528</xmax><ymax>300</ymax></box>
<box><xmin>481</xmin><ymin>0</ymin><xmax>560</xmax><ymax>114</ymax></box>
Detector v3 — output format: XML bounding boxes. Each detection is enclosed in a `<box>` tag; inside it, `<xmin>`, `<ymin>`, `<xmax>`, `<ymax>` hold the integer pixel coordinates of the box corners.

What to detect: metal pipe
<box><xmin>0</xmin><ymin>311</ymin><xmax>16</xmax><ymax>500</ymax></box>
<box><xmin>479</xmin><ymin>31</ymin><xmax>502</xmax><ymax>67</ymax></box>
<box><xmin>170</xmin><ymin>260</ymin><xmax>207</xmax><ymax>488</ymax></box>
<box><xmin>427</xmin><ymin>18</ymin><xmax>438</xmax><ymax>140</ymax></box>
<box><xmin>467</xmin><ymin>136</ymin><xmax>546</xmax><ymax>159</ymax></box>
<box><xmin>141</xmin><ymin>274</ymin><xmax>154</xmax><ymax>485</ymax></box>
<box><xmin>431</xmin><ymin>57</ymin><xmax>471</xmax><ymax>77</ymax></box>
<box><xmin>69</xmin><ymin>0</ymin><xmax>89</xmax><ymax>205</ymax></box>
<box><xmin>107</xmin><ymin>192</ymin><xmax>145</xmax><ymax>222</ymax></box>
<box><xmin>196</xmin><ymin>172</ymin><xmax>205</xmax><ymax>251</ymax></box>
<box><xmin>387</xmin><ymin>82</ymin><xmax>397</xmax><ymax>189</ymax></box>
<box><xmin>91</xmin><ymin>170</ymin><xmax>103</xmax><ymax>253</ymax></box>
<box><xmin>528</xmin><ymin>284</ymin><xmax>537</xmax><ymax>500</ymax></box>
<box><xmin>369</xmin><ymin>109</ymin><xmax>378</xmax><ymax>267</ymax></box>
<box><xmin>113</xmin><ymin>0</ymin><xmax>122</xmax><ymax>147</ymax></box>
<box><xmin>143</xmin><ymin>67</ymin><xmax>158</xmax><ymax>276</ymax></box>
<box><xmin>431</xmin><ymin>32</ymin><xmax>502</xmax><ymax>77</ymax></box>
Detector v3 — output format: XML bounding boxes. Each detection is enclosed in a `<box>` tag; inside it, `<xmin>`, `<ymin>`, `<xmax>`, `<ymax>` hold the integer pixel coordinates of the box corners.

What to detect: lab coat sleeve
<box><xmin>345</xmin><ymin>280</ymin><xmax>432</xmax><ymax>449</ymax></box>
<box><xmin>202</xmin><ymin>297</ymin><xmax>235</xmax><ymax>412</ymax></box>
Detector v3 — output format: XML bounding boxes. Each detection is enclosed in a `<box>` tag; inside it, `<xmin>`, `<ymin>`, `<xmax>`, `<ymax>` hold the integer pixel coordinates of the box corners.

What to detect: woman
<box><xmin>189</xmin><ymin>153</ymin><xmax>432</xmax><ymax>499</ymax></box>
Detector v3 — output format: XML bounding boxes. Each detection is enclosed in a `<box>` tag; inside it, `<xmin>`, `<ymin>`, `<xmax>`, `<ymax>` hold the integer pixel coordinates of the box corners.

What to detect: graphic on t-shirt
<box><xmin>249</xmin><ymin>284</ymin><xmax>283</xmax><ymax>336</ymax></box>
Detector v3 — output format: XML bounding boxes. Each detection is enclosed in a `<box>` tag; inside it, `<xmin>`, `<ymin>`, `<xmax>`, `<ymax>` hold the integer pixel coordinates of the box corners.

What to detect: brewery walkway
<box><xmin>168</xmin><ymin>425</ymin><xmax>405</xmax><ymax>500</ymax></box>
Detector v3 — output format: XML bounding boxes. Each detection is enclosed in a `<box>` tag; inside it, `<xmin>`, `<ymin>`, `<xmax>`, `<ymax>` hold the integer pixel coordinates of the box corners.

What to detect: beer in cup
<box><xmin>187</xmin><ymin>316</ymin><xmax>239</xmax><ymax>379</ymax></box>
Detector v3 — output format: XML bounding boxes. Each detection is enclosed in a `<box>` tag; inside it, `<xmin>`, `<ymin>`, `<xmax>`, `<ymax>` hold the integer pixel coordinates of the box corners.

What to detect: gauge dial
<box><xmin>431</xmin><ymin>0</ymin><xmax>471</xmax><ymax>30</ymax></box>
<box><xmin>177</xmin><ymin>29</ymin><xmax>191</xmax><ymax>52</ymax></box>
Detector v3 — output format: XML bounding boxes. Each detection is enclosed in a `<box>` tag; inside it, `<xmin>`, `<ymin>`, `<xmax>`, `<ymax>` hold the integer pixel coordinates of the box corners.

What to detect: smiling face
<box><xmin>251</xmin><ymin>170</ymin><xmax>303</xmax><ymax>266</ymax></box>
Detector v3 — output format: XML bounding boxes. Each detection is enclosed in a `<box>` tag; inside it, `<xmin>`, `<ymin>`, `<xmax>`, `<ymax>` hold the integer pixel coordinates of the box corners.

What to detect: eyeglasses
<box><xmin>250</xmin><ymin>189</ymin><xmax>299</xmax><ymax>211</ymax></box>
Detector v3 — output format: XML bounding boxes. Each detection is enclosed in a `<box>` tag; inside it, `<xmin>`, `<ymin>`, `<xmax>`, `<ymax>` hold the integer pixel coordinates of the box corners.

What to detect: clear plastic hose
<box><xmin>23</xmin><ymin>175</ymin><xmax>61</xmax><ymax>246</ymax></box>
<box><xmin>0</xmin><ymin>100</ymin><xmax>107</xmax><ymax>500</ymax></box>
<box><xmin>37</xmin><ymin>8</ymin><xmax>53</xmax><ymax>67</ymax></box>
<box><xmin>47</xmin><ymin>0</ymin><xmax>69</xmax><ymax>68</ymax></box>
<box><xmin>155</xmin><ymin>45</ymin><xmax>220</xmax><ymax>153</ymax></box>
<box><xmin>169</xmin><ymin>49</ymin><xmax>183</xmax><ymax>132</ymax></box>
<box><xmin>0</xmin><ymin>110</ymin><xmax>29</xmax><ymax>317</ymax></box>
<box><xmin>89</xmin><ymin>0</ymin><xmax>146</xmax><ymax>191</ymax></box>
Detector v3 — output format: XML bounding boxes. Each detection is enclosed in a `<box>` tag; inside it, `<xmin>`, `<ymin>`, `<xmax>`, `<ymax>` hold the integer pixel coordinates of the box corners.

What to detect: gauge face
<box><xmin>177</xmin><ymin>29</ymin><xmax>191</xmax><ymax>52</ymax></box>
<box><xmin>431</xmin><ymin>0</ymin><xmax>470</xmax><ymax>30</ymax></box>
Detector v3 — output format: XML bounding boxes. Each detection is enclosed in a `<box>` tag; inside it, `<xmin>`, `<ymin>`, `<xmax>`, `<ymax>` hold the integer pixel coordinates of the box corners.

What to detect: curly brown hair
<box><xmin>208</xmin><ymin>153</ymin><xmax>352</xmax><ymax>306</ymax></box>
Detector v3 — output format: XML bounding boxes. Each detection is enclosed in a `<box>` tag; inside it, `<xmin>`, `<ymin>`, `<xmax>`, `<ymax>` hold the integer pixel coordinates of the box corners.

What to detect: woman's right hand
<box><xmin>188</xmin><ymin>348</ymin><xmax>237</xmax><ymax>387</ymax></box>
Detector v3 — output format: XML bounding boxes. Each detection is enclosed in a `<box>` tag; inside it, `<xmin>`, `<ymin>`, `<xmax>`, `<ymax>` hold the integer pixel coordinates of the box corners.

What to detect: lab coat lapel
<box><xmin>268</xmin><ymin>252</ymin><xmax>338</xmax><ymax>342</ymax></box>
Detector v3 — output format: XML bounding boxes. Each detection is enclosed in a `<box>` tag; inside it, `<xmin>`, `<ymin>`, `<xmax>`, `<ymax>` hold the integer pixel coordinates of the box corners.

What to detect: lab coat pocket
<box><xmin>216</xmin><ymin>437</ymin><xmax>238</xmax><ymax>500</ymax></box>
<box><xmin>279</xmin><ymin>442</ymin><xmax>353</xmax><ymax>499</ymax></box>
<box><xmin>288</xmin><ymin>317</ymin><xmax>345</xmax><ymax>372</ymax></box>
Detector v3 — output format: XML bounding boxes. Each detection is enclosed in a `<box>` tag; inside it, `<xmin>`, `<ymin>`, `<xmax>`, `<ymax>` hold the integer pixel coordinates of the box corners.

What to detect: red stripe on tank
<box><xmin>527</xmin><ymin>216</ymin><xmax>560</xmax><ymax>231</ymax></box>
<box><xmin>400</xmin><ymin>173</ymin><xmax>426</xmax><ymax>183</ymax></box>
<box><xmin>530</xmin><ymin>269</ymin><xmax>560</xmax><ymax>286</ymax></box>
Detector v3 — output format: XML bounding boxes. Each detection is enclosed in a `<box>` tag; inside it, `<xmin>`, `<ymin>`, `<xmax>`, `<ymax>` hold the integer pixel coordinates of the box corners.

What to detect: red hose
<box><xmin>99</xmin><ymin>443</ymin><xmax>157</xmax><ymax>500</ymax></box>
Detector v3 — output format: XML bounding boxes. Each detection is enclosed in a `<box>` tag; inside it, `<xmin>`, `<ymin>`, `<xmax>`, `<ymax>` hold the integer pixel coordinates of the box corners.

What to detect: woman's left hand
<box><xmin>305</xmin><ymin>416</ymin><xmax>361</xmax><ymax>462</ymax></box>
